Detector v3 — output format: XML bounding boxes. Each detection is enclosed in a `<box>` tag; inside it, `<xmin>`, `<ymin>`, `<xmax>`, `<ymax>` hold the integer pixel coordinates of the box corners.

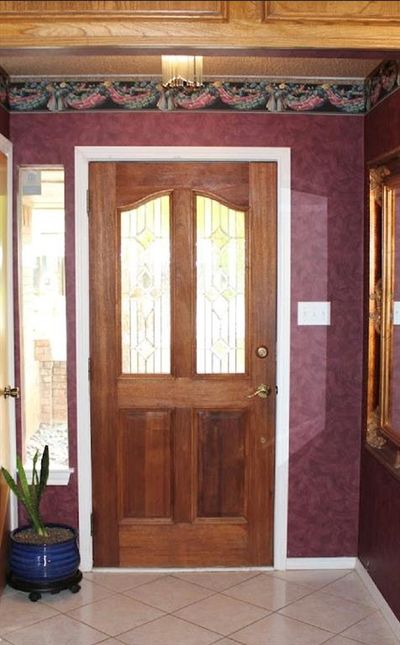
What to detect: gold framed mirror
<box><xmin>368</xmin><ymin>158</ymin><xmax>400</xmax><ymax>468</ymax></box>
<box><xmin>380</xmin><ymin>174</ymin><xmax>400</xmax><ymax>448</ymax></box>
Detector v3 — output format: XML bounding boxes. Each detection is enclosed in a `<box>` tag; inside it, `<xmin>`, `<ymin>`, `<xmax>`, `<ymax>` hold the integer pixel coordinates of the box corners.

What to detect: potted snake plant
<box><xmin>1</xmin><ymin>445</ymin><xmax>81</xmax><ymax>601</ymax></box>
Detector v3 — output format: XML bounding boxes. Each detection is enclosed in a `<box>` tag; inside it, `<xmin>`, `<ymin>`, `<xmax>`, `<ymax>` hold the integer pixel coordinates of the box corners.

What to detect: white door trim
<box><xmin>75</xmin><ymin>146</ymin><xmax>291</xmax><ymax>571</ymax></box>
<box><xmin>0</xmin><ymin>133</ymin><xmax>17</xmax><ymax>530</ymax></box>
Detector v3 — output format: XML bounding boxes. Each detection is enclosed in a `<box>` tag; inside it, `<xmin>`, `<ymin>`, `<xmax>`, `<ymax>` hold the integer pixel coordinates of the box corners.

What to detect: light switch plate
<box><xmin>298</xmin><ymin>301</ymin><xmax>331</xmax><ymax>326</ymax></box>
<box><xmin>393</xmin><ymin>301</ymin><xmax>400</xmax><ymax>325</ymax></box>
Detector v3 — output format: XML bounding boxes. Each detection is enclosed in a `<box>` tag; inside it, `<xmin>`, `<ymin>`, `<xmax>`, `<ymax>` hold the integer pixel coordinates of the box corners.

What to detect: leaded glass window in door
<box><xmin>196</xmin><ymin>195</ymin><xmax>246</xmax><ymax>374</ymax></box>
<box><xmin>121</xmin><ymin>195</ymin><xmax>171</xmax><ymax>374</ymax></box>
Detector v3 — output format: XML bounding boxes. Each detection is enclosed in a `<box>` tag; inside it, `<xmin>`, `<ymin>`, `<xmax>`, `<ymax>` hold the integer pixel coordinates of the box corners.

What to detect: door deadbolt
<box><xmin>256</xmin><ymin>346</ymin><xmax>268</xmax><ymax>359</ymax></box>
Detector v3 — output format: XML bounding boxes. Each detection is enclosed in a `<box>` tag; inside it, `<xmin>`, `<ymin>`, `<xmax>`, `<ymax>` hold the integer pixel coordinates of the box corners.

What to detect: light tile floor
<box><xmin>0</xmin><ymin>569</ymin><xmax>399</xmax><ymax>644</ymax></box>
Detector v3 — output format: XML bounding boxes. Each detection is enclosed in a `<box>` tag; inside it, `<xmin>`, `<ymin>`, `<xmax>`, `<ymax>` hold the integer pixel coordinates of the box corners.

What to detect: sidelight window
<box><xmin>19</xmin><ymin>167</ymin><xmax>68</xmax><ymax>472</ymax></box>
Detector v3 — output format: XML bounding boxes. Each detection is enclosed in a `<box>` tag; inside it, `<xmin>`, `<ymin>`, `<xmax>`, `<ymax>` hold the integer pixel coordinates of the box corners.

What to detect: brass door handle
<box><xmin>247</xmin><ymin>384</ymin><xmax>271</xmax><ymax>399</ymax></box>
<box><xmin>2</xmin><ymin>385</ymin><xmax>20</xmax><ymax>399</ymax></box>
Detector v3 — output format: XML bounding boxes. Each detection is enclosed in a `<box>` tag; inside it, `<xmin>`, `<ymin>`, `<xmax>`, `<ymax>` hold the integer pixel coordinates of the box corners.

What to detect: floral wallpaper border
<box><xmin>0</xmin><ymin>60</ymin><xmax>398</xmax><ymax>115</ymax></box>
<box><xmin>365</xmin><ymin>59</ymin><xmax>400</xmax><ymax>111</ymax></box>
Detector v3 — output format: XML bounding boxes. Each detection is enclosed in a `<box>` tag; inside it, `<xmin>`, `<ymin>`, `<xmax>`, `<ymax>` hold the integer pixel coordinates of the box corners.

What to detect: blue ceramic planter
<box><xmin>9</xmin><ymin>523</ymin><xmax>80</xmax><ymax>584</ymax></box>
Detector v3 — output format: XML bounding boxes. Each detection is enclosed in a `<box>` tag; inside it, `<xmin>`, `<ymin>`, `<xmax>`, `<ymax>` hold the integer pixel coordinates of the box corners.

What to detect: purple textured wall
<box><xmin>10</xmin><ymin>111</ymin><xmax>364</xmax><ymax>556</ymax></box>
<box><xmin>0</xmin><ymin>106</ymin><xmax>9</xmax><ymax>138</ymax></box>
<box><xmin>359</xmin><ymin>451</ymin><xmax>400</xmax><ymax>620</ymax></box>
<box><xmin>365</xmin><ymin>90</ymin><xmax>400</xmax><ymax>162</ymax></box>
<box><xmin>360</xmin><ymin>88</ymin><xmax>400</xmax><ymax>618</ymax></box>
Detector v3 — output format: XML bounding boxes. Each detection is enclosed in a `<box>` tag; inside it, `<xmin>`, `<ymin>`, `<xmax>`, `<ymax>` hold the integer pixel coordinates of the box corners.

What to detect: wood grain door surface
<box><xmin>90</xmin><ymin>161</ymin><xmax>277</xmax><ymax>567</ymax></box>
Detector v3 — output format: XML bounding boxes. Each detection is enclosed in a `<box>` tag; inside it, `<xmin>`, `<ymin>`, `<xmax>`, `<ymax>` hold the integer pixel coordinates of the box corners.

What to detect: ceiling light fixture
<box><xmin>161</xmin><ymin>55</ymin><xmax>203</xmax><ymax>88</ymax></box>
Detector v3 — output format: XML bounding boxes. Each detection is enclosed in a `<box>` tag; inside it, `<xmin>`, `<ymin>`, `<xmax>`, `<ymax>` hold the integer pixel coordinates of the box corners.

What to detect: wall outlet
<box><xmin>298</xmin><ymin>301</ymin><xmax>331</xmax><ymax>326</ymax></box>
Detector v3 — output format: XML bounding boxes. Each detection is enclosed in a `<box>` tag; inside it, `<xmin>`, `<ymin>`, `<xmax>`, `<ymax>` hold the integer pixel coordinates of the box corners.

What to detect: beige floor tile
<box><xmin>172</xmin><ymin>571</ymin><xmax>260</xmax><ymax>591</ymax></box>
<box><xmin>0</xmin><ymin>592</ymin><xmax>59</xmax><ymax>636</ymax></box>
<box><xmin>3</xmin><ymin>586</ymin><xmax>21</xmax><ymax>596</ymax></box>
<box><xmin>212</xmin><ymin>640</ymin><xmax>242</xmax><ymax>644</ymax></box>
<box><xmin>271</xmin><ymin>570</ymin><xmax>351</xmax><ymax>591</ymax></box>
<box><xmin>117</xmin><ymin>615</ymin><xmax>221</xmax><ymax>644</ymax></box>
<box><xmin>124</xmin><ymin>575</ymin><xmax>214</xmax><ymax>612</ymax></box>
<box><xmin>341</xmin><ymin>611</ymin><xmax>400</xmax><ymax>644</ymax></box>
<box><xmin>320</xmin><ymin>573</ymin><xmax>377</xmax><ymax>608</ymax></box>
<box><xmin>67</xmin><ymin>594</ymin><xmax>164</xmax><ymax>636</ymax></box>
<box><xmin>231</xmin><ymin>613</ymin><xmax>333</xmax><ymax>644</ymax></box>
<box><xmin>174</xmin><ymin>593</ymin><xmax>270</xmax><ymax>636</ymax></box>
<box><xmin>3</xmin><ymin>614</ymin><xmax>108</xmax><ymax>645</ymax></box>
<box><xmin>41</xmin><ymin>578</ymin><xmax>114</xmax><ymax>611</ymax></box>
<box><xmin>96</xmin><ymin>641</ymin><xmax>125</xmax><ymax>644</ymax></box>
<box><xmin>323</xmin><ymin>637</ymin><xmax>364</xmax><ymax>644</ymax></box>
<box><xmin>83</xmin><ymin>572</ymin><xmax>164</xmax><ymax>592</ymax></box>
<box><xmin>223</xmin><ymin>573</ymin><xmax>312</xmax><ymax>611</ymax></box>
<box><xmin>279</xmin><ymin>590</ymin><xmax>375</xmax><ymax>633</ymax></box>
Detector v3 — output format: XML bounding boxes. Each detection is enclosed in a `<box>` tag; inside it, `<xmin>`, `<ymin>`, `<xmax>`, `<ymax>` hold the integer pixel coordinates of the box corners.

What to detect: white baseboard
<box><xmin>355</xmin><ymin>559</ymin><xmax>400</xmax><ymax>641</ymax></box>
<box><xmin>286</xmin><ymin>557</ymin><xmax>357</xmax><ymax>570</ymax></box>
<box><xmin>91</xmin><ymin>566</ymin><xmax>274</xmax><ymax>574</ymax></box>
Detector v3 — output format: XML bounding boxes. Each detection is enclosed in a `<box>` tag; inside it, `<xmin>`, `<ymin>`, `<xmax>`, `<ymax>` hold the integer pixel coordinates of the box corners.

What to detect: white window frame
<box><xmin>0</xmin><ymin>133</ymin><xmax>17</xmax><ymax>528</ymax></box>
<box><xmin>18</xmin><ymin>165</ymin><xmax>72</xmax><ymax>486</ymax></box>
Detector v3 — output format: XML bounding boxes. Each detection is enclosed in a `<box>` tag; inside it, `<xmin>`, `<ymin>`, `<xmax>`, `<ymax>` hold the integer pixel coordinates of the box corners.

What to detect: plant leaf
<box><xmin>38</xmin><ymin>445</ymin><xmax>49</xmax><ymax>502</ymax></box>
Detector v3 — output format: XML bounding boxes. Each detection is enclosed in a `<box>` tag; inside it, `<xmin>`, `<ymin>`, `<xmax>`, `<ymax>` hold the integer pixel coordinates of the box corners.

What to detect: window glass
<box><xmin>121</xmin><ymin>195</ymin><xmax>171</xmax><ymax>374</ymax></box>
<box><xmin>19</xmin><ymin>168</ymin><xmax>68</xmax><ymax>468</ymax></box>
<box><xmin>196</xmin><ymin>195</ymin><xmax>245</xmax><ymax>374</ymax></box>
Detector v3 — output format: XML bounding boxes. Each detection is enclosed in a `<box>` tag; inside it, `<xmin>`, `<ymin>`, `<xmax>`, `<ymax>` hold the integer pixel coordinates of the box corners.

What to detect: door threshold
<box><xmin>91</xmin><ymin>566</ymin><xmax>275</xmax><ymax>573</ymax></box>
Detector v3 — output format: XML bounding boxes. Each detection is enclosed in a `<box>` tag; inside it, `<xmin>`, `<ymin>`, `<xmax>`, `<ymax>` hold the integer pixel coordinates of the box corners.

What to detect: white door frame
<box><xmin>0</xmin><ymin>132</ymin><xmax>17</xmax><ymax>530</ymax></box>
<box><xmin>75</xmin><ymin>146</ymin><xmax>291</xmax><ymax>571</ymax></box>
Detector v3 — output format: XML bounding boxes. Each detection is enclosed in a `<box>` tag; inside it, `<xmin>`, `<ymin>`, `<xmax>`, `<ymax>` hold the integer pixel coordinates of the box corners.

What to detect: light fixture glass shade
<box><xmin>161</xmin><ymin>55</ymin><xmax>203</xmax><ymax>88</ymax></box>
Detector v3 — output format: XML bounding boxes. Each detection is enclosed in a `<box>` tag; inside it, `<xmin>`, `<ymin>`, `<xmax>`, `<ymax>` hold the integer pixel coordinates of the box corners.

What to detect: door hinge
<box><xmin>88</xmin><ymin>357</ymin><xmax>92</xmax><ymax>381</ymax></box>
<box><xmin>90</xmin><ymin>513</ymin><xmax>94</xmax><ymax>536</ymax></box>
<box><xmin>275</xmin><ymin>385</ymin><xmax>278</xmax><ymax>395</ymax></box>
<box><xmin>86</xmin><ymin>189</ymin><xmax>91</xmax><ymax>217</ymax></box>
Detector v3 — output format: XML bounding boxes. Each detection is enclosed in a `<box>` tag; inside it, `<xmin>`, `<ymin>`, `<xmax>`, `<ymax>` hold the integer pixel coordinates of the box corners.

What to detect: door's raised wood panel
<box><xmin>265</xmin><ymin>1</ymin><xmax>400</xmax><ymax>22</ymax></box>
<box><xmin>0</xmin><ymin>1</ymin><xmax>227</xmax><ymax>19</ymax></box>
<box><xmin>197</xmin><ymin>410</ymin><xmax>246</xmax><ymax>518</ymax></box>
<box><xmin>118</xmin><ymin>410</ymin><xmax>172</xmax><ymax>520</ymax></box>
<box><xmin>119</xmin><ymin>522</ymin><xmax>248</xmax><ymax>566</ymax></box>
<box><xmin>0</xmin><ymin>1</ymin><xmax>399</xmax><ymax>50</ymax></box>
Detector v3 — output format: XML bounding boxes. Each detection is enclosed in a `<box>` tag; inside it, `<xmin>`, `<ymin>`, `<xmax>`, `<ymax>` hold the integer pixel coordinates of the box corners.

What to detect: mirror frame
<box><xmin>367</xmin><ymin>159</ymin><xmax>400</xmax><ymax>470</ymax></box>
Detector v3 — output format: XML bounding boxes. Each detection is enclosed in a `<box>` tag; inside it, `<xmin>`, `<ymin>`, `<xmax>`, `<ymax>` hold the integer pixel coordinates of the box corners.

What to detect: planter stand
<box><xmin>8</xmin><ymin>570</ymin><xmax>82</xmax><ymax>602</ymax></box>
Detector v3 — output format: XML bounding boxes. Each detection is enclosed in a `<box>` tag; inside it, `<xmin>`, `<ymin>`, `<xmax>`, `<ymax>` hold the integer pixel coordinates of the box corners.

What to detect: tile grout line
<box><xmin>0</xmin><ymin>609</ymin><xmax>114</xmax><ymax>643</ymax></box>
<box><xmin>64</xmin><ymin>571</ymin><xmax>374</xmax><ymax>641</ymax></box>
<box><xmin>3</xmin><ymin>570</ymin><xmax>391</xmax><ymax>644</ymax></box>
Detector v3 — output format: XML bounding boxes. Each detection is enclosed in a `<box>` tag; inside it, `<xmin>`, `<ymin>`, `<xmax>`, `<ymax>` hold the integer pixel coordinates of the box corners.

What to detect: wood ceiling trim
<box><xmin>1</xmin><ymin>1</ymin><xmax>400</xmax><ymax>50</ymax></box>
<box><xmin>264</xmin><ymin>1</ymin><xmax>400</xmax><ymax>23</ymax></box>
<box><xmin>0</xmin><ymin>1</ymin><xmax>229</xmax><ymax>19</ymax></box>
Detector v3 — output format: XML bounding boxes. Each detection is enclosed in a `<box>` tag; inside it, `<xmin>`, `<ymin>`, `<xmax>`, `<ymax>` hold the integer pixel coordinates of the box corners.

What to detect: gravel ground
<box><xmin>26</xmin><ymin>423</ymin><xmax>68</xmax><ymax>468</ymax></box>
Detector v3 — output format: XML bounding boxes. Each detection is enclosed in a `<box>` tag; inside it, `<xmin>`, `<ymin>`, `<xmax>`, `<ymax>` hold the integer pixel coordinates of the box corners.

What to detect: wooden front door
<box><xmin>90</xmin><ymin>161</ymin><xmax>277</xmax><ymax>567</ymax></box>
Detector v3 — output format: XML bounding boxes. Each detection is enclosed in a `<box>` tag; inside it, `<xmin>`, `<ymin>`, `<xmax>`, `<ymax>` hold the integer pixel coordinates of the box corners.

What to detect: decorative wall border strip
<box><xmin>0</xmin><ymin>60</ymin><xmax>398</xmax><ymax>115</ymax></box>
<box><xmin>0</xmin><ymin>74</ymin><xmax>7</xmax><ymax>110</ymax></box>
<box><xmin>0</xmin><ymin>77</ymin><xmax>366</xmax><ymax>114</ymax></box>
<box><xmin>365</xmin><ymin>60</ymin><xmax>400</xmax><ymax>111</ymax></box>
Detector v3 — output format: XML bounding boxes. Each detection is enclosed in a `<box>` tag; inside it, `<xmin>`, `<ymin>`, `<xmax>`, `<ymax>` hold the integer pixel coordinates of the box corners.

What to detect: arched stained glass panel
<box><xmin>196</xmin><ymin>195</ymin><xmax>245</xmax><ymax>374</ymax></box>
<box><xmin>121</xmin><ymin>195</ymin><xmax>170</xmax><ymax>374</ymax></box>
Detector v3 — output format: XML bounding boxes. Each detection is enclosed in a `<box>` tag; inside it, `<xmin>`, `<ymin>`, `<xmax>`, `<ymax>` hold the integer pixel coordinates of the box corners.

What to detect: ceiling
<box><xmin>0</xmin><ymin>1</ymin><xmax>394</xmax><ymax>85</ymax></box>
<box><xmin>0</xmin><ymin>53</ymin><xmax>381</xmax><ymax>83</ymax></box>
